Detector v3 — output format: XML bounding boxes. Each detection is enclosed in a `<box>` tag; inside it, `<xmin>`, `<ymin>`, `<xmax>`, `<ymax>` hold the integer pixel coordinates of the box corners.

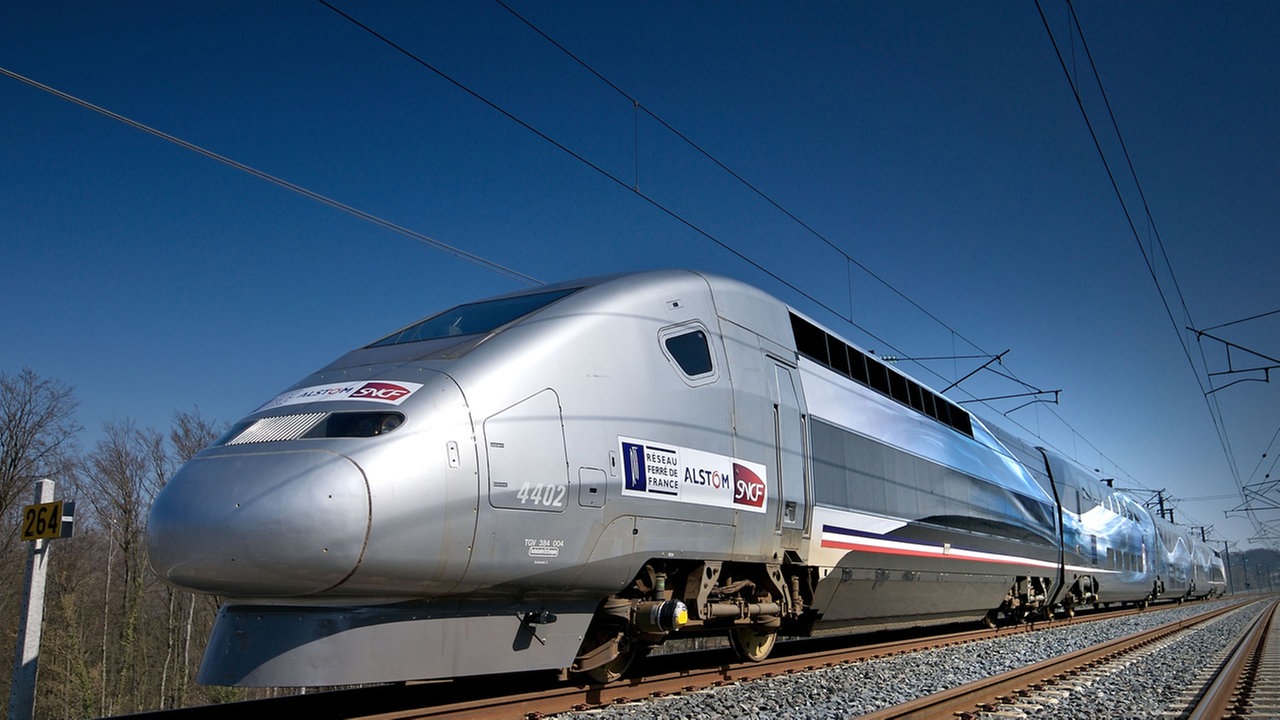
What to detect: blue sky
<box><xmin>3</xmin><ymin>1</ymin><xmax>1276</xmax><ymax>546</ymax></box>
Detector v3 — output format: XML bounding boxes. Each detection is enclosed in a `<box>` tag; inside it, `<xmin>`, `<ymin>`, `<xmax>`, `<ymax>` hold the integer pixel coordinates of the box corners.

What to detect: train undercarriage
<box><xmin>571</xmin><ymin>559</ymin><xmax>818</xmax><ymax>682</ymax></box>
<box><xmin>572</xmin><ymin>562</ymin><xmax>1201</xmax><ymax>683</ymax></box>
<box><xmin>573</xmin><ymin>563</ymin><xmax>1083</xmax><ymax>683</ymax></box>
<box><xmin>982</xmin><ymin>575</ymin><xmax>1058</xmax><ymax>627</ymax></box>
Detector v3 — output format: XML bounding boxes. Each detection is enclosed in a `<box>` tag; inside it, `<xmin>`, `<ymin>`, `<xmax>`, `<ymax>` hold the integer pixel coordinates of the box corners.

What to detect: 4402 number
<box><xmin>515</xmin><ymin>482</ymin><xmax>567</xmax><ymax>508</ymax></box>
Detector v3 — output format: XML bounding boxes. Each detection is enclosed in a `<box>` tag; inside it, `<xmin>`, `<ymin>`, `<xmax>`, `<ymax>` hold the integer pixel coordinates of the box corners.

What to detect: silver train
<box><xmin>146</xmin><ymin>269</ymin><xmax>1226</xmax><ymax>687</ymax></box>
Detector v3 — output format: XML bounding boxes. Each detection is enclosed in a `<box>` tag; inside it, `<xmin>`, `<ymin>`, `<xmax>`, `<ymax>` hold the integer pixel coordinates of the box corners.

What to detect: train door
<box><xmin>771</xmin><ymin>360</ymin><xmax>808</xmax><ymax>548</ymax></box>
<box><xmin>485</xmin><ymin>389</ymin><xmax>571</xmax><ymax>514</ymax></box>
<box><xmin>475</xmin><ymin>388</ymin><xmax>575</xmax><ymax>584</ymax></box>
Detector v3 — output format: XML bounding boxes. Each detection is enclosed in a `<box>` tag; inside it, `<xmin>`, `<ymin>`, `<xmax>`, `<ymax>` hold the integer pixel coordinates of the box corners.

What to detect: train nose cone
<box><xmin>146</xmin><ymin>449</ymin><xmax>370</xmax><ymax>597</ymax></box>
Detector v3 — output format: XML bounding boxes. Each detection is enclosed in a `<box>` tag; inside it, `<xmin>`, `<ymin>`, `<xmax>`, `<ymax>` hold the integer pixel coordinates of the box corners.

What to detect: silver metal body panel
<box><xmin>797</xmin><ymin>357</ymin><xmax>1061</xmax><ymax>625</ymax></box>
<box><xmin>147</xmin><ymin>449</ymin><xmax>371</xmax><ymax>596</ymax></box>
<box><xmin>149</xmin><ymin>369</ymin><xmax>479</xmax><ymax>599</ymax></box>
<box><xmin>197</xmin><ymin>600</ymin><xmax>597</xmax><ymax>686</ymax></box>
<box><xmin>1189</xmin><ymin>540</ymin><xmax>1226</xmax><ymax>596</ymax></box>
<box><xmin>991</xmin><ymin>425</ymin><xmax>1225</xmax><ymax>605</ymax></box>
<box><xmin>1042</xmin><ymin>450</ymin><xmax>1167</xmax><ymax>603</ymax></box>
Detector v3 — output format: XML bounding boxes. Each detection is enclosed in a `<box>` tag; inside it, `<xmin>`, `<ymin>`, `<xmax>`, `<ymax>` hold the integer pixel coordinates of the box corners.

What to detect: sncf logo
<box><xmin>733</xmin><ymin>463</ymin><xmax>766</xmax><ymax>508</ymax></box>
<box><xmin>352</xmin><ymin>382</ymin><xmax>414</xmax><ymax>403</ymax></box>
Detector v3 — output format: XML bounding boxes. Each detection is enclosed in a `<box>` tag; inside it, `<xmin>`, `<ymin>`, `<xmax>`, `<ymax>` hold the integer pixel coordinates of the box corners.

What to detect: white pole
<box><xmin>8</xmin><ymin>479</ymin><xmax>54</xmax><ymax>720</ymax></box>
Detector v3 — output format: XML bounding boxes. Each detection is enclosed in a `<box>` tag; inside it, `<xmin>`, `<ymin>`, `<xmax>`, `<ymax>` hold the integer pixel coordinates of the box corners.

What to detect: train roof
<box><xmin>319</xmin><ymin>269</ymin><xmax>775</xmax><ymax>370</ymax></box>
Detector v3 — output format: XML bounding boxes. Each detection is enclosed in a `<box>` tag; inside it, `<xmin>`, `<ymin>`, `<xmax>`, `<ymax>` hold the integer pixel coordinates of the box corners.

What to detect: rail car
<box><xmin>145</xmin><ymin>269</ymin><xmax>1225</xmax><ymax>687</ymax></box>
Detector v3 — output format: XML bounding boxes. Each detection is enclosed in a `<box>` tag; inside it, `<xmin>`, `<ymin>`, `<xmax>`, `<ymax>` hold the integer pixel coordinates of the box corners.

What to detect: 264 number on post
<box><xmin>20</xmin><ymin>501</ymin><xmax>64</xmax><ymax>541</ymax></box>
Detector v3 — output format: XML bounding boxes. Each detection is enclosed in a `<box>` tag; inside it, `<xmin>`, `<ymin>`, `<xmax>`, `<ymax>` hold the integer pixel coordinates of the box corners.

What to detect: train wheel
<box><xmin>574</xmin><ymin>618</ymin><xmax>643</xmax><ymax>684</ymax></box>
<box><xmin>585</xmin><ymin>637</ymin><xmax>643</xmax><ymax>684</ymax></box>
<box><xmin>729</xmin><ymin>626</ymin><xmax>777</xmax><ymax>663</ymax></box>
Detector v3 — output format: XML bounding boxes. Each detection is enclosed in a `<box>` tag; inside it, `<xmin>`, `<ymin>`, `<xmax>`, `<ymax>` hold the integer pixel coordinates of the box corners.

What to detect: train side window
<box><xmin>867</xmin><ymin>361</ymin><xmax>891</xmax><ymax>395</ymax></box>
<box><xmin>888</xmin><ymin>372</ymin><xmax>909</xmax><ymax>404</ymax></box>
<box><xmin>921</xmin><ymin>390</ymin><xmax>938</xmax><ymax>419</ymax></box>
<box><xmin>660</xmin><ymin>323</ymin><xmax>717</xmax><ymax>384</ymax></box>
<box><xmin>933</xmin><ymin>399</ymin><xmax>952</xmax><ymax>426</ymax></box>
<box><xmin>828</xmin><ymin>337</ymin><xmax>851</xmax><ymax>377</ymax></box>
<box><xmin>791</xmin><ymin>314</ymin><xmax>829</xmax><ymax>364</ymax></box>
<box><xmin>907</xmin><ymin>381</ymin><xmax>926</xmax><ymax>412</ymax></box>
<box><xmin>848</xmin><ymin>348</ymin><xmax>870</xmax><ymax>385</ymax></box>
<box><xmin>787</xmin><ymin>312</ymin><xmax>974</xmax><ymax>438</ymax></box>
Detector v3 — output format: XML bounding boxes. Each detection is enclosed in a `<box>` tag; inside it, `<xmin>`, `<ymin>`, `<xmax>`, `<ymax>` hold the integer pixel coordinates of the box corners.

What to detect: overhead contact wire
<box><xmin>0</xmin><ymin>66</ymin><xmax>542</xmax><ymax>288</ymax></box>
<box><xmin>1034</xmin><ymin>1</ymin><xmax>1244</xmax><ymax>527</ymax></box>
<box><xmin>324</xmin><ymin>0</ymin><xmax>1193</xmax><ymax>507</ymax></box>
<box><xmin>490</xmin><ymin>1</ymin><xmax>1160</xmax><ymax>493</ymax></box>
<box><xmin>314</xmin><ymin>0</ymin><xmax>911</xmax><ymax>360</ymax></box>
<box><xmin>493</xmin><ymin>0</ymin><xmax>986</xmax><ymax>361</ymax></box>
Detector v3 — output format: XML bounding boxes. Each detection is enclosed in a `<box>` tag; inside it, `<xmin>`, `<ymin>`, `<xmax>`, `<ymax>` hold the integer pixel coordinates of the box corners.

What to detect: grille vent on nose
<box><xmin>225</xmin><ymin>413</ymin><xmax>328</xmax><ymax>445</ymax></box>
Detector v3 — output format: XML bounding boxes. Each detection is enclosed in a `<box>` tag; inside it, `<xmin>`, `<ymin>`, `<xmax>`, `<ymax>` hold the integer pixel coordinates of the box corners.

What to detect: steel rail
<box><xmin>111</xmin><ymin>600</ymin><xmax>1243</xmax><ymax>719</ymax></box>
<box><xmin>352</xmin><ymin>600</ymin><xmax>1245</xmax><ymax>719</ymax></box>
<box><xmin>856</xmin><ymin>600</ymin><xmax>1249</xmax><ymax>720</ymax></box>
<box><xmin>1185</xmin><ymin>596</ymin><xmax>1279</xmax><ymax>720</ymax></box>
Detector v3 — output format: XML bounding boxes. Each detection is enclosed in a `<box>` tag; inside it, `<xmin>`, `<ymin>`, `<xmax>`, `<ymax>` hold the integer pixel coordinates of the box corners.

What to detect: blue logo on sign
<box><xmin>622</xmin><ymin>442</ymin><xmax>646</xmax><ymax>492</ymax></box>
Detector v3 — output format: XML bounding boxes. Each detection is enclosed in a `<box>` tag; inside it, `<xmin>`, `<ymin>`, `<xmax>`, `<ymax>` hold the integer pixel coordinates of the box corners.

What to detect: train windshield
<box><xmin>368</xmin><ymin>287</ymin><xmax>580</xmax><ymax>347</ymax></box>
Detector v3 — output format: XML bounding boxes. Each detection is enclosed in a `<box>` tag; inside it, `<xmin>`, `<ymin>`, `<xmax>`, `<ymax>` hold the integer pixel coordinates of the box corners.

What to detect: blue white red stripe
<box><xmin>820</xmin><ymin>524</ymin><xmax>1060</xmax><ymax>570</ymax></box>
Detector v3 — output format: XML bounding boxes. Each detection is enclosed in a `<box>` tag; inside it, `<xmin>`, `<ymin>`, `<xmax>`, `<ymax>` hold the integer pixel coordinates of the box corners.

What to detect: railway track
<box><xmin>1183</xmin><ymin>596</ymin><xmax>1279</xmax><ymax>720</ymax></box>
<box><xmin>858</xmin><ymin>597</ymin><xmax>1273</xmax><ymax>720</ymax></box>
<box><xmin>114</xmin><ymin>599</ymin><xmax>1252</xmax><ymax>720</ymax></box>
<box><xmin>345</xmin><ymin>604</ymin><xmax>1202</xmax><ymax>719</ymax></box>
<box><xmin>315</xmin><ymin>623</ymin><xmax>1045</xmax><ymax>719</ymax></box>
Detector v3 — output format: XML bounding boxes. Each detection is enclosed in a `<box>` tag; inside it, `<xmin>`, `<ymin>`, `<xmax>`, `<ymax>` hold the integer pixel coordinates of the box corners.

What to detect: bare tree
<box><xmin>0</xmin><ymin>375</ymin><xmax>266</xmax><ymax>715</ymax></box>
<box><xmin>168</xmin><ymin>408</ymin><xmax>221</xmax><ymax>465</ymax></box>
<box><xmin>38</xmin><ymin>528</ymin><xmax>105</xmax><ymax>719</ymax></box>
<box><xmin>0</xmin><ymin>368</ymin><xmax>81</xmax><ymax>556</ymax></box>
<box><xmin>19</xmin><ymin>408</ymin><xmax>236</xmax><ymax>717</ymax></box>
<box><xmin>78</xmin><ymin>420</ymin><xmax>168</xmax><ymax>715</ymax></box>
<box><xmin>157</xmin><ymin>408</ymin><xmax>224</xmax><ymax>709</ymax></box>
<box><xmin>0</xmin><ymin>368</ymin><xmax>81</xmax><ymax>715</ymax></box>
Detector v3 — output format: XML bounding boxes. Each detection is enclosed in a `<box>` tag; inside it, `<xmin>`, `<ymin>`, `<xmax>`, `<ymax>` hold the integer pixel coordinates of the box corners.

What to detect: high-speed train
<box><xmin>145</xmin><ymin>269</ymin><xmax>1225</xmax><ymax>687</ymax></box>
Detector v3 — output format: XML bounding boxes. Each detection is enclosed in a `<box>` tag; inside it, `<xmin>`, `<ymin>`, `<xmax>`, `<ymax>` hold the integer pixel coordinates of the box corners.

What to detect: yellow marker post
<box><xmin>19</xmin><ymin>501</ymin><xmax>65</xmax><ymax>541</ymax></box>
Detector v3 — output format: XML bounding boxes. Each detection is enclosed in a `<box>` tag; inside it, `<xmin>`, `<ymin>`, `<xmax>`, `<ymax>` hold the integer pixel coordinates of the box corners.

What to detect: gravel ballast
<box><xmin>558</xmin><ymin>598</ymin><xmax>1263</xmax><ymax>719</ymax></box>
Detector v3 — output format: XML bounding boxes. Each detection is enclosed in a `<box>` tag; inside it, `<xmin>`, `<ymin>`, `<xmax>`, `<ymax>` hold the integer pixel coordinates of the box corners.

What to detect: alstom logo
<box><xmin>352</xmin><ymin>382</ymin><xmax>416</xmax><ymax>404</ymax></box>
<box><xmin>259</xmin><ymin>380</ymin><xmax>425</xmax><ymax>410</ymax></box>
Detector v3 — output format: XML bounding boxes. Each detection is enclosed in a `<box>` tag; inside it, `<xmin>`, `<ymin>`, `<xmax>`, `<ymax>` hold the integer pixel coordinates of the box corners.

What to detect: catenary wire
<box><xmin>317</xmin><ymin>2</ymin><xmax>1115</xmax><ymax>475</ymax></box>
<box><xmin>1034</xmin><ymin>0</ymin><xmax>1244</xmax><ymax>529</ymax></box>
<box><xmin>1035</xmin><ymin>1</ymin><xmax>1206</xmax><ymax>393</ymax></box>
<box><xmin>1061</xmin><ymin>1</ymin><xmax>1243</xmax><ymax>493</ymax></box>
<box><xmin>317</xmin><ymin>0</ymin><xmax>1227</xmax><ymax>530</ymax></box>
<box><xmin>485</xmin><ymin>0</ymin><xmax>1223</xmax><ymax>525</ymax></box>
<box><xmin>492</xmin><ymin>0</ymin><xmax>990</xmax><ymax>373</ymax></box>
<box><xmin>311</xmin><ymin>0</ymin><xmax>915</xmax><ymax>364</ymax></box>
<box><xmin>486</xmin><ymin>1</ymin><xmax>1067</xmax><ymax>409</ymax></box>
<box><xmin>4</xmin><ymin>8</ymin><xmax>1228</xmax><ymax>535</ymax></box>
<box><xmin>1202</xmin><ymin>308</ymin><xmax>1280</xmax><ymax>333</ymax></box>
<box><xmin>0</xmin><ymin>66</ymin><xmax>542</xmax><ymax>288</ymax></box>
